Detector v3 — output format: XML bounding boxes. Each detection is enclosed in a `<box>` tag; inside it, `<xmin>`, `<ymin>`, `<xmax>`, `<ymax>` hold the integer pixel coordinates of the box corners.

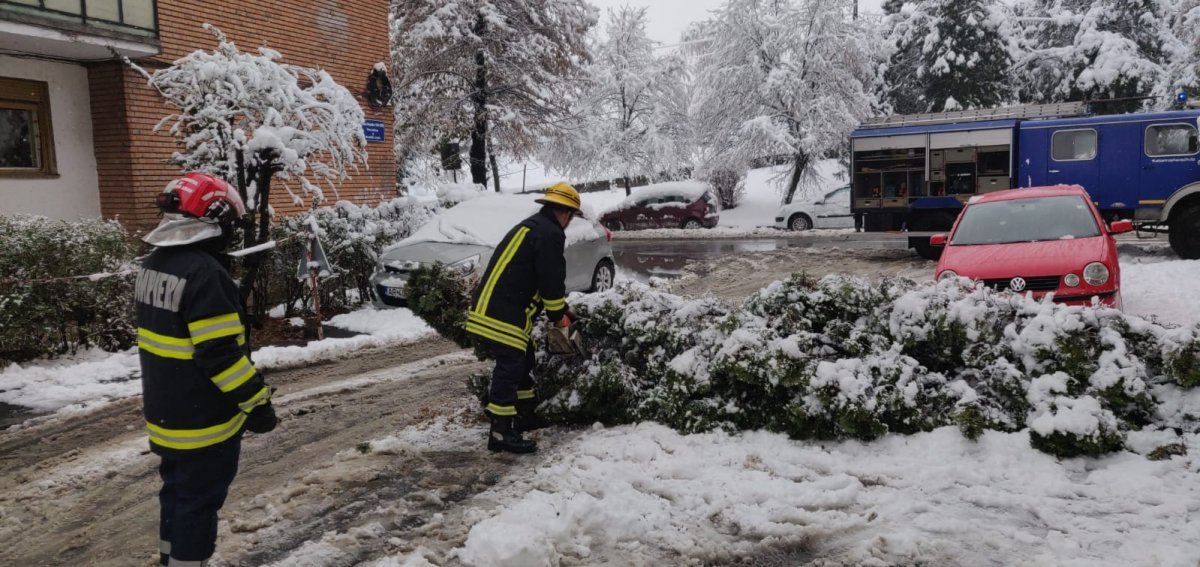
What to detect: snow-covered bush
<box><xmin>404</xmin><ymin>263</ymin><xmax>488</xmax><ymax>359</ymax></box>
<box><xmin>408</xmin><ymin>265</ymin><xmax>1200</xmax><ymax>458</ymax></box>
<box><xmin>262</xmin><ymin>197</ymin><xmax>437</xmax><ymax>317</ymax></box>
<box><xmin>135</xmin><ymin>24</ymin><xmax>368</xmax><ymax>319</ymax></box>
<box><xmin>702</xmin><ymin>169</ymin><xmax>745</xmax><ymax>210</ymax></box>
<box><xmin>0</xmin><ymin>216</ymin><xmax>137</xmax><ymax>362</ymax></box>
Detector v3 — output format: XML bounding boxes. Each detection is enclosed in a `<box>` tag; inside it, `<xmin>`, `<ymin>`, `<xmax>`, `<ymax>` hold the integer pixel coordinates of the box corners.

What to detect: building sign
<box><xmin>363</xmin><ymin>119</ymin><xmax>386</xmax><ymax>143</ymax></box>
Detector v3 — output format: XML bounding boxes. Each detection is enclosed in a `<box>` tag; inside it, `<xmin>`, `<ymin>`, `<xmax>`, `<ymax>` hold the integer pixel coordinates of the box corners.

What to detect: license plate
<box><xmin>383</xmin><ymin>285</ymin><xmax>406</xmax><ymax>299</ymax></box>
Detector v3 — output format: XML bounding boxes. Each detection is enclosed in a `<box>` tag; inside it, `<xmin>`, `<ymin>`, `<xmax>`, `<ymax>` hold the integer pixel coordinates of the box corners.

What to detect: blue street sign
<box><xmin>363</xmin><ymin>119</ymin><xmax>386</xmax><ymax>143</ymax></box>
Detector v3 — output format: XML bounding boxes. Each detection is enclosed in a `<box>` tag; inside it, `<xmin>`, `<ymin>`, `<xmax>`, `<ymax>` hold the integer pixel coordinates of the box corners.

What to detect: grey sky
<box><xmin>585</xmin><ymin>0</ymin><xmax>886</xmax><ymax>45</ymax></box>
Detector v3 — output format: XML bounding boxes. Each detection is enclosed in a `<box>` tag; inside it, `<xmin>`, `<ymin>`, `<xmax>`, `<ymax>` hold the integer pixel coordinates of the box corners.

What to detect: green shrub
<box><xmin>0</xmin><ymin>216</ymin><xmax>137</xmax><ymax>362</ymax></box>
<box><xmin>259</xmin><ymin>197</ymin><xmax>436</xmax><ymax>317</ymax></box>
<box><xmin>405</xmin><ymin>261</ymin><xmax>1200</xmax><ymax>460</ymax></box>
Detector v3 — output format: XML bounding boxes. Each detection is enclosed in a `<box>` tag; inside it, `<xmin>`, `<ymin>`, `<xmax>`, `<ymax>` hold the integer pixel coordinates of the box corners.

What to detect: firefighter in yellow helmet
<box><xmin>466</xmin><ymin>182</ymin><xmax>583</xmax><ymax>453</ymax></box>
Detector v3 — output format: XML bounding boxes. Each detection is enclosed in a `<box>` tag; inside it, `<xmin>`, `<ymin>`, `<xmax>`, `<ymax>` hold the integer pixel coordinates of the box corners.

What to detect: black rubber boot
<box><xmin>487</xmin><ymin>415</ymin><xmax>537</xmax><ymax>454</ymax></box>
<box><xmin>515</xmin><ymin>399</ymin><xmax>552</xmax><ymax>433</ymax></box>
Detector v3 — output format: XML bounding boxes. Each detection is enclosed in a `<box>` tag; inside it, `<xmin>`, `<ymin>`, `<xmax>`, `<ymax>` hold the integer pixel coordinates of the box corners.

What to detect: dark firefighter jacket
<box><xmin>135</xmin><ymin>245</ymin><xmax>270</xmax><ymax>457</ymax></box>
<box><xmin>466</xmin><ymin>208</ymin><xmax>569</xmax><ymax>352</ymax></box>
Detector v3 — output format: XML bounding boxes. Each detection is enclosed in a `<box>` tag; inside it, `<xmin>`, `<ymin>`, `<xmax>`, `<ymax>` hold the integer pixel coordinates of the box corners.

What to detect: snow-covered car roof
<box><xmin>393</xmin><ymin>193</ymin><xmax>601</xmax><ymax>251</ymax></box>
<box><xmin>605</xmin><ymin>181</ymin><xmax>711</xmax><ymax>213</ymax></box>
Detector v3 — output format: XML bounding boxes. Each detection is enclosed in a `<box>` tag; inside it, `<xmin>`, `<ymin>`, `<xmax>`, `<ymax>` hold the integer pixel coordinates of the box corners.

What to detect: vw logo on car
<box><xmin>1009</xmin><ymin>277</ymin><xmax>1027</xmax><ymax>292</ymax></box>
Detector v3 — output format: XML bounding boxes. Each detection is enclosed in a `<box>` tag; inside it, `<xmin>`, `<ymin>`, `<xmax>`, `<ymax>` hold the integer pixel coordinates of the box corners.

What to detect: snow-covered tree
<box><xmin>884</xmin><ymin>0</ymin><xmax>1013</xmax><ymax>113</ymax></box>
<box><xmin>391</xmin><ymin>0</ymin><xmax>596</xmax><ymax>189</ymax></box>
<box><xmin>690</xmin><ymin>0</ymin><xmax>880</xmax><ymax>204</ymax></box>
<box><xmin>542</xmin><ymin>7</ymin><xmax>688</xmax><ymax>196</ymax></box>
<box><xmin>135</xmin><ymin>24</ymin><xmax>368</xmax><ymax>312</ymax></box>
<box><xmin>1013</xmin><ymin>0</ymin><xmax>1173</xmax><ymax>111</ymax></box>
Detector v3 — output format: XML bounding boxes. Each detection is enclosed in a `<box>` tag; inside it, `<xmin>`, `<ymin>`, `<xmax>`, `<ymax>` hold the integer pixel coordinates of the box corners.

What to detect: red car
<box><xmin>600</xmin><ymin>184</ymin><xmax>720</xmax><ymax>230</ymax></box>
<box><xmin>930</xmin><ymin>185</ymin><xmax>1133</xmax><ymax>308</ymax></box>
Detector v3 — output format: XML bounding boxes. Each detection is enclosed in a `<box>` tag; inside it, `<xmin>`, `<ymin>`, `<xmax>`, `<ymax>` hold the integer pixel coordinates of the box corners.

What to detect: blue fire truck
<box><xmin>849</xmin><ymin>102</ymin><xmax>1200</xmax><ymax>259</ymax></box>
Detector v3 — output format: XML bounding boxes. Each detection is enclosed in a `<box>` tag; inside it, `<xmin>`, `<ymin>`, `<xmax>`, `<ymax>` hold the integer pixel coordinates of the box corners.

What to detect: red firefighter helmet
<box><xmin>155</xmin><ymin>172</ymin><xmax>246</xmax><ymax>224</ymax></box>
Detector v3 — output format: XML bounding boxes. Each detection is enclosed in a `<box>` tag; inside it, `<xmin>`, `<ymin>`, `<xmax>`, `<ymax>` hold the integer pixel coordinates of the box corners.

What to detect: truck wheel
<box><xmin>1169</xmin><ymin>204</ymin><xmax>1200</xmax><ymax>259</ymax></box>
<box><xmin>909</xmin><ymin>211</ymin><xmax>957</xmax><ymax>261</ymax></box>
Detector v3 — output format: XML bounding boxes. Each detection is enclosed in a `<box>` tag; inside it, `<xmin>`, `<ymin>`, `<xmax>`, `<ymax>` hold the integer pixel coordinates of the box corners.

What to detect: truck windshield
<box><xmin>950</xmin><ymin>196</ymin><xmax>1100</xmax><ymax>245</ymax></box>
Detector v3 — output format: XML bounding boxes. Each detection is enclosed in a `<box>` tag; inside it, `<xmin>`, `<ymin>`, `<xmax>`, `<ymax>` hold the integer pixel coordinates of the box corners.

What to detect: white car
<box><xmin>370</xmin><ymin>194</ymin><xmax>616</xmax><ymax>309</ymax></box>
<box><xmin>773</xmin><ymin>185</ymin><xmax>855</xmax><ymax>231</ymax></box>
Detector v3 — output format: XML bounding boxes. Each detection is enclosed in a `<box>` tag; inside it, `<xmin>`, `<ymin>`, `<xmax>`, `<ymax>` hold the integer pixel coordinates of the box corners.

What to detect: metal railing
<box><xmin>0</xmin><ymin>0</ymin><xmax>158</xmax><ymax>35</ymax></box>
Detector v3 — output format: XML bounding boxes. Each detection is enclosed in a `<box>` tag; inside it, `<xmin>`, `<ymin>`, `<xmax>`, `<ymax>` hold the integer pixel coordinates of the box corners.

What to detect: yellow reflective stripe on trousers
<box><xmin>187</xmin><ymin>312</ymin><xmax>243</xmax><ymax>344</ymax></box>
<box><xmin>517</xmin><ymin>389</ymin><xmax>535</xmax><ymax>400</ymax></box>
<box><xmin>543</xmin><ymin>297</ymin><xmax>566</xmax><ymax>311</ymax></box>
<box><xmin>465</xmin><ymin>321</ymin><xmax>527</xmax><ymax>351</ymax></box>
<box><xmin>137</xmin><ymin>328</ymin><xmax>195</xmax><ymax>360</ymax></box>
<box><xmin>238</xmin><ymin>386</ymin><xmax>271</xmax><ymax>413</ymax></box>
<box><xmin>467</xmin><ymin>312</ymin><xmax>530</xmax><ymax>340</ymax></box>
<box><xmin>475</xmin><ymin>227</ymin><xmax>530</xmax><ymax>315</ymax></box>
<box><xmin>147</xmin><ymin>413</ymin><xmax>246</xmax><ymax>450</ymax></box>
<box><xmin>486</xmin><ymin>403</ymin><xmax>517</xmax><ymax>416</ymax></box>
<box><xmin>212</xmin><ymin>356</ymin><xmax>256</xmax><ymax>393</ymax></box>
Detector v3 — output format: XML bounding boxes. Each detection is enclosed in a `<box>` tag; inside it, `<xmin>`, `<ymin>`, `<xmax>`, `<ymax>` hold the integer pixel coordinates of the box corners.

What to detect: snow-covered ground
<box><xmin>377</xmin><ymin>421</ymin><xmax>1199</xmax><ymax>567</ymax></box>
<box><xmin>0</xmin><ymin>307</ymin><xmax>433</xmax><ymax>416</ymax></box>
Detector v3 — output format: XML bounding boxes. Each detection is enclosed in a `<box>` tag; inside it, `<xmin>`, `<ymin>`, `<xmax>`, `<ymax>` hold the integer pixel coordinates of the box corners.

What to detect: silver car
<box><xmin>371</xmin><ymin>194</ymin><xmax>617</xmax><ymax>308</ymax></box>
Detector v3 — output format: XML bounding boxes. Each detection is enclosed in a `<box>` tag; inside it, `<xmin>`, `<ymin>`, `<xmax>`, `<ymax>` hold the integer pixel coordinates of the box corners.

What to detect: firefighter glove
<box><xmin>245</xmin><ymin>402</ymin><xmax>278</xmax><ymax>433</ymax></box>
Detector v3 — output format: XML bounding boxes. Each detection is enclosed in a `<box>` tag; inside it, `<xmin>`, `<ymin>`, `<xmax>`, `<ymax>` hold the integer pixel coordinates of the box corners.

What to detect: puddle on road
<box><xmin>612</xmin><ymin>237</ymin><xmax>903</xmax><ymax>281</ymax></box>
<box><xmin>0</xmin><ymin>401</ymin><xmax>37</xmax><ymax>429</ymax></box>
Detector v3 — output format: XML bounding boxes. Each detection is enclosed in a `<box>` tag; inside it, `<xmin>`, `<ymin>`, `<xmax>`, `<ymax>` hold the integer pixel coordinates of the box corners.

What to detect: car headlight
<box><xmin>1083</xmin><ymin>262</ymin><xmax>1110</xmax><ymax>286</ymax></box>
<box><xmin>1064</xmin><ymin>273</ymin><xmax>1080</xmax><ymax>287</ymax></box>
<box><xmin>450</xmin><ymin>254</ymin><xmax>481</xmax><ymax>274</ymax></box>
<box><xmin>938</xmin><ymin>270</ymin><xmax>959</xmax><ymax>281</ymax></box>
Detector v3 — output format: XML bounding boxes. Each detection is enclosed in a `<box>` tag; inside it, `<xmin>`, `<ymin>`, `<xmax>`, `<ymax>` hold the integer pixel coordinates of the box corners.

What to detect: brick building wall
<box><xmin>89</xmin><ymin>0</ymin><xmax>394</xmax><ymax>229</ymax></box>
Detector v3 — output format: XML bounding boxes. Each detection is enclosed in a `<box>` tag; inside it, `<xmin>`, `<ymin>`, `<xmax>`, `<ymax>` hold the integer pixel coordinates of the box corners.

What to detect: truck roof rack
<box><xmin>860</xmin><ymin>101</ymin><xmax>1090</xmax><ymax>128</ymax></box>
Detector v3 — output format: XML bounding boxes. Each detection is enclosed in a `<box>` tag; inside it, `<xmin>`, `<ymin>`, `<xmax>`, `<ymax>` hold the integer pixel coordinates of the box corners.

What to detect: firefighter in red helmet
<box><xmin>137</xmin><ymin>172</ymin><xmax>277</xmax><ymax>566</ymax></box>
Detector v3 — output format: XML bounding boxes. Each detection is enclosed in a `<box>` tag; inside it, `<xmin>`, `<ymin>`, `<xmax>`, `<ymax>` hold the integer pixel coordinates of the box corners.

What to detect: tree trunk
<box><xmin>469</xmin><ymin>15</ymin><xmax>489</xmax><ymax>187</ymax></box>
<box><xmin>622</xmin><ymin>176</ymin><xmax>632</xmax><ymax>197</ymax></box>
<box><xmin>488</xmin><ymin>137</ymin><xmax>501</xmax><ymax>193</ymax></box>
<box><xmin>238</xmin><ymin>155</ymin><xmax>276</xmax><ymax>319</ymax></box>
<box><xmin>783</xmin><ymin>151</ymin><xmax>809</xmax><ymax>205</ymax></box>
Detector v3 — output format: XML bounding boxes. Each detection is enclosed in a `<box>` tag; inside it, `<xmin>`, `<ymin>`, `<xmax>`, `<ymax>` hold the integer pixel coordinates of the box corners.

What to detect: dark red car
<box><xmin>931</xmin><ymin>185</ymin><xmax>1133</xmax><ymax>308</ymax></box>
<box><xmin>600</xmin><ymin>184</ymin><xmax>719</xmax><ymax>230</ymax></box>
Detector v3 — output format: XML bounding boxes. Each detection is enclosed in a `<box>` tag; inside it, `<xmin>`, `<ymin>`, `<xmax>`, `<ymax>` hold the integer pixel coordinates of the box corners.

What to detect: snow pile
<box><xmin>446</xmin><ymin>423</ymin><xmax>1200</xmax><ymax>566</ymax></box>
<box><xmin>492</xmin><ymin>275</ymin><xmax>1200</xmax><ymax>458</ymax></box>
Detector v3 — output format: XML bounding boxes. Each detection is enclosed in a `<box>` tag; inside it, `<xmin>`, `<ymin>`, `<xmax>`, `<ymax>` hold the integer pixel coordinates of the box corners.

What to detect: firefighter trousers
<box><xmin>485</xmin><ymin>340</ymin><xmax>536</xmax><ymax>418</ymax></box>
<box><xmin>157</xmin><ymin>438</ymin><xmax>241</xmax><ymax>565</ymax></box>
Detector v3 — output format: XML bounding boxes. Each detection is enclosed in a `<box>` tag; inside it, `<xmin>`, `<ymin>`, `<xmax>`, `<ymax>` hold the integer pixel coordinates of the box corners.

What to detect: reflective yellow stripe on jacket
<box><xmin>146</xmin><ymin>412</ymin><xmax>247</xmax><ymax>451</ymax></box>
<box><xmin>475</xmin><ymin>227</ymin><xmax>530</xmax><ymax>315</ymax></box>
<box><xmin>466</xmin><ymin>312</ymin><xmax>528</xmax><ymax>350</ymax></box>
<box><xmin>137</xmin><ymin>328</ymin><xmax>194</xmax><ymax>360</ymax></box>
<box><xmin>187</xmin><ymin>312</ymin><xmax>244</xmax><ymax>344</ymax></box>
<box><xmin>212</xmin><ymin>355</ymin><xmax>256</xmax><ymax>393</ymax></box>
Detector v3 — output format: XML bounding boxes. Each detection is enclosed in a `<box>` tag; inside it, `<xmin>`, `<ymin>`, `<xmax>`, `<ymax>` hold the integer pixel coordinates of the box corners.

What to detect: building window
<box><xmin>0</xmin><ymin>77</ymin><xmax>57</xmax><ymax>176</ymax></box>
<box><xmin>1050</xmin><ymin>129</ymin><xmax>1097</xmax><ymax>161</ymax></box>
<box><xmin>1145</xmin><ymin>124</ymin><xmax>1199</xmax><ymax>157</ymax></box>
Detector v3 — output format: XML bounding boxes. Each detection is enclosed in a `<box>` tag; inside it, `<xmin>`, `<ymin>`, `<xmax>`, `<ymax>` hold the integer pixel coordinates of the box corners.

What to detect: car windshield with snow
<box><xmin>933</xmin><ymin>185</ymin><xmax>1131</xmax><ymax>308</ymax></box>
<box><xmin>599</xmin><ymin>182</ymin><xmax>719</xmax><ymax>231</ymax></box>
<box><xmin>370</xmin><ymin>194</ymin><xmax>616</xmax><ymax>308</ymax></box>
